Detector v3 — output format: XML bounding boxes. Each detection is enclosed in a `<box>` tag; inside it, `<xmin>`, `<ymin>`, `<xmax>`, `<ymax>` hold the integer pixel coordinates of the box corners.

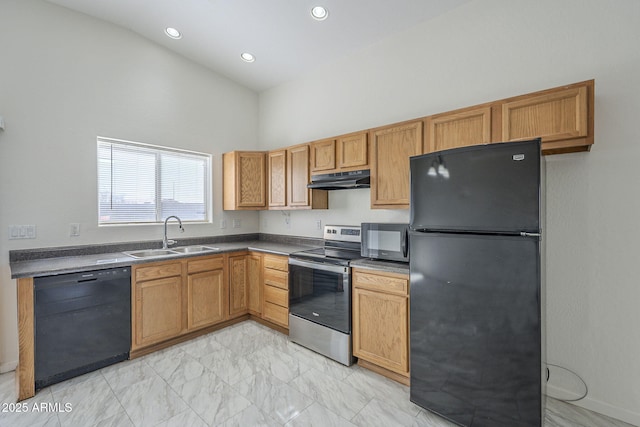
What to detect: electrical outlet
<box><xmin>70</xmin><ymin>223</ymin><xmax>80</xmax><ymax>237</ymax></box>
<box><xmin>232</xmin><ymin>219</ymin><xmax>241</xmax><ymax>228</ymax></box>
<box><xmin>8</xmin><ymin>225</ymin><xmax>36</xmax><ymax>240</ymax></box>
<box><xmin>316</xmin><ymin>220</ymin><xmax>322</xmax><ymax>230</ymax></box>
<box><xmin>285</xmin><ymin>217</ymin><xmax>291</xmax><ymax>229</ymax></box>
<box><xmin>220</xmin><ymin>219</ymin><xmax>227</xmax><ymax>229</ymax></box>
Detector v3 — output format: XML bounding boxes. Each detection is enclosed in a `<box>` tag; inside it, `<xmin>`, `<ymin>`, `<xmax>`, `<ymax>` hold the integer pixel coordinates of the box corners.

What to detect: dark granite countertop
<box><xmin>10</xmin><ymin>235</ymin><xmax>321</xmax><ymax>279</ymax></box>
<box><xmin>350</xmin><ymin>258</ymin><xmax>410</xmax><ymax>275</ymax></box>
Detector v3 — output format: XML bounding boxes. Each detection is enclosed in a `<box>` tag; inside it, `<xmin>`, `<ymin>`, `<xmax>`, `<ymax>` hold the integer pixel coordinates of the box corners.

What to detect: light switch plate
<box><xmin>8</xmin><ymin>225</ymin><xmax>36</xmax><ymax>239</ymax></box>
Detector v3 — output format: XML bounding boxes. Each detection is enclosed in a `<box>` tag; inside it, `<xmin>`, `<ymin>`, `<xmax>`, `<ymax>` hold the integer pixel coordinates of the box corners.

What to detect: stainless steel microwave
<box><xmin>361</xmin><ymin>223</ymin><xmax>409</xmax><ymax>263</ymax></box>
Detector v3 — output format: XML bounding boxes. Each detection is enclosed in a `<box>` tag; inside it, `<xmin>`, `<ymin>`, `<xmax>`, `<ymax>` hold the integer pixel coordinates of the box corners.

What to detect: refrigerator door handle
<box><xmin>402</xmin><ymin>229</ymin><xmax>409</xmax><ymax>258</ymax></box>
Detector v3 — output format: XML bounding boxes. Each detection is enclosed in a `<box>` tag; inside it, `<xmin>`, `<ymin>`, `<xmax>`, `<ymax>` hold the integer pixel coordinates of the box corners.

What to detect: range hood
<box><xmin>307</xmin><ymin>169</ymin><xmax>370</xmax><ymax>190</ymax></box>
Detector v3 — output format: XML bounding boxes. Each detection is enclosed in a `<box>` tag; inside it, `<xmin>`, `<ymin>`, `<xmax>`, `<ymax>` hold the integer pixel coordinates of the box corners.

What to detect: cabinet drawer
<box><xmin>135</xmin><ymin>262</ymin><xmax>182</xmax><ymax>282</ymax></box>
<box><xmin>263</xmin><ymin>302</ymin><xmax>289</xmax><ymax>327</ymax></box>
<box><xmin>187</xmin><ymin>256</ymin><xmax>224</xmax><ymax>274</ymax></box>
<box><xmin>264</xmin><ymin>268</ymin><xmax>288</xmax><ymax>290</ymax></box>
<box><xmin>264</xmin><ymin>285</ymin><xmax>288</xmax><ymax>308</ymax></box>
<box><xmin>263</xmin><ymin>255</ymin><xmax>289</xmax><ymax>272</ymax></box>
<box><xmin>353</xmin><ymin>269</ymin><xmax>408</xmax><ymax>296</ymax></box>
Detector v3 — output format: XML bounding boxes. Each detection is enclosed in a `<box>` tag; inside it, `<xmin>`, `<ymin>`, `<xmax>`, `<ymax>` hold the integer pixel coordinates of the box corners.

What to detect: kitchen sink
<box><xmin>123</xmin><ymin>245</ymin><xmax>220</xmax><ymax>259</ymax></box>
<box><xmin>123</xmin><ymin>249</ymin><xmax>179</xmax><ymax>259</ymax></box>
<box><xmin>171</xmin><ymin>245</ymin><xmax>220</xmax><ymax>253</ymax></box>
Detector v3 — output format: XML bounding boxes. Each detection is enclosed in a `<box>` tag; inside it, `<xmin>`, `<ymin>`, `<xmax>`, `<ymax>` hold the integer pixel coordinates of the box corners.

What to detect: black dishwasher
<box><xmin>34</xmin><ymin>267</ymin><xmax>131</xmax><ymax>389</ymax></box>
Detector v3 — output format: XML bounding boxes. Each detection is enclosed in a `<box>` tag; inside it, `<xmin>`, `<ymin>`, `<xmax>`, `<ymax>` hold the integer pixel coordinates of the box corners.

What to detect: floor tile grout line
<box><xmin>99</xmin><ymin>369</ymin><xmax>138</xmax><ymax>427</ymax></box>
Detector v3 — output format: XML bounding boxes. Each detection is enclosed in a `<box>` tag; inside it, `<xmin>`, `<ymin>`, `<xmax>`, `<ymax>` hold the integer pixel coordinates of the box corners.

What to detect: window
<box><xmin>97</xmin><ymin>137</ymin><xmax>211</xmax><ymax>225</ymax></box>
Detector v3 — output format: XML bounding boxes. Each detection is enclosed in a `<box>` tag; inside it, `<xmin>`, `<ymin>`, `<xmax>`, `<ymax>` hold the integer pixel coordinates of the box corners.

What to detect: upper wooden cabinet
<box><xmin>310</xmin><ymin>139</ymin><xmax>336</xmax><ymax>173</ymax></box>
<box><xmin>500</xmin><ymin>80</ymin><xmax>593</xmax><ymax>155</ymax></box>
<box><xmin>370</xmin><ymin>121</ymin><xmax>423</xmax><ymax>209</ymax></box>
<box><xmin>337</xmin><ymin>131</ymin><xmax>368</xmax><ymax>170</ymax></box>
<box><xmin>288</xmin><ymin>144</ymin><xmax>312</xmax><ymax>207</ymax></box>
<box><xmin>309</xmin><ymin>132</ymin><xmax>369</xmax><ymax>174</ymax></box>
<box><xmin>425</xmin><ymin>106</ymin><xmax>492</xmax><ymax>153</ymax></box>
<box><xmin>268</xmin><ymin>150</ymin><xmax>287</xmax><ymax>208</ymax></box>
<box><xmin>264</xmin><ymin>144</ymin><xmax>328</xmax><ymax>210</ymax></box>
<box><xmin>223</xmin><ymin>151</ymin><xmax>267</xmax><ymax>210</ymax></box>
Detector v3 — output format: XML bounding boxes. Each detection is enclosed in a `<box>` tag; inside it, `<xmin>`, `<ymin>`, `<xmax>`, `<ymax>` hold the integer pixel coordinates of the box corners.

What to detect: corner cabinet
<box><xmin>223</xmin><ymin>151</ymin><xmax>267</xmax><ymax>210</ymax></box>
<box><xmin>370</xmin><ymin>121</ymin><xmax>423</xmax><ymax>209</ymax></box>
<box><xmin>352</xmin><ymin>268</ymin><xmax>410</xmax><ymax>384</ymax></box>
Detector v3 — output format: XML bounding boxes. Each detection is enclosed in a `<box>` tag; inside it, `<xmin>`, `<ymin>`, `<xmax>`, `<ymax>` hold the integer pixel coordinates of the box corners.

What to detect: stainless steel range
<box><xmin>288</xmin><ymin>225</ymin><xmax>362</xmax><ymax>366</ymax></box>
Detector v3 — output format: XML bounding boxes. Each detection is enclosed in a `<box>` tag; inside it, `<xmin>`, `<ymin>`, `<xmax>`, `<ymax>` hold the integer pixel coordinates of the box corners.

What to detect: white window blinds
<box><xmin>97</xmin><ymin>137</ymin><xmax>211</xmax><ymax>225</ymax></box>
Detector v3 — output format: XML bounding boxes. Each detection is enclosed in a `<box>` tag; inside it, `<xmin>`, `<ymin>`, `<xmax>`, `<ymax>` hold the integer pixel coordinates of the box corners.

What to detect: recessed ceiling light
<box><xmin>164</xmin><ymin>27</ymin><xmax>182</xmax><ymax>39</ymax></box>
<box><xmin>240</xmin><ymin>52</ymin><xmax>256</xmax><ymax>63</ymax></box>
<box><xmin>311</xmin><ymin>6</ymin><xmax>329</xmax><ymax>21</ymax></box>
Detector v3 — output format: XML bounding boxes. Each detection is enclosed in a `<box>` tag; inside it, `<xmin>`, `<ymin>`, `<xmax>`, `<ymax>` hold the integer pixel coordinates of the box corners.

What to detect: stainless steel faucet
<box><xmin>162</xmin><ymin>216</ymin><xmax>184</xmax><ymax>249</ymax></box>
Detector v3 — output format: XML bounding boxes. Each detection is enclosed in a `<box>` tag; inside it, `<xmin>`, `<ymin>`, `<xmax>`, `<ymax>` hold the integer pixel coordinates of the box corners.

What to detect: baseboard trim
<box><xmin>0</xmin><ymin>361</ymin><xmax>17</xmax><ymax>374</ymax></box>
<box><xmin>546</xmin><ymin>384</ymin><xmax>640</xmax><ymax>426</ymax></box>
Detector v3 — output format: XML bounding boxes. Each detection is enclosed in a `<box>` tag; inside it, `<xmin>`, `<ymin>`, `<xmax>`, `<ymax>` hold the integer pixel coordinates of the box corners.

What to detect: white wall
<box><xmin>258</xmin><ymin>0</ymin><xmax>640</xmax><ymax>424</ymax></box>
<box><xmin>0</xmin><ymin>1</ymin><xmax>260</xmax><ymax>371</ymax></box>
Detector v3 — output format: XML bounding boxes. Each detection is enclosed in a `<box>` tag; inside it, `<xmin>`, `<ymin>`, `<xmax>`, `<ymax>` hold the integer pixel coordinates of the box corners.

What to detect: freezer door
<box><xmin>409</xmin><ymin>231</ymin><xmax>542</xmax><ymax>427</ymax></box>
<box><xmin>410</xmin><ymin>139</ymin><xmax>541</xmax><ymax>233</ymax></box>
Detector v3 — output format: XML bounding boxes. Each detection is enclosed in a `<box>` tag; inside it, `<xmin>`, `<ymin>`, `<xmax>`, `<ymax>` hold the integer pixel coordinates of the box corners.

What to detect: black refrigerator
<box><xmin>409</xmin><ymin>139</ymin><xmax>545</xmax><ymax>427</ymax></box>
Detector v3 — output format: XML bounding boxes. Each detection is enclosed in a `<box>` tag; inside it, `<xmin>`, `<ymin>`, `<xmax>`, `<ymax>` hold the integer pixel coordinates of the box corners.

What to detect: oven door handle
<box><xmin>288</xmin><ymin>257</ymin><xmax>350</xmax><ymax>274</ymax></box>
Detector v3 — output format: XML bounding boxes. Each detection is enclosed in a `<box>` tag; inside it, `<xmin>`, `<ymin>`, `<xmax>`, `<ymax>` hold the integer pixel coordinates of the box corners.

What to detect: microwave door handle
<box><xmin>402</xmin><ymin>229</ymin><xmax>408</xmax><ymax>258</ymax></box>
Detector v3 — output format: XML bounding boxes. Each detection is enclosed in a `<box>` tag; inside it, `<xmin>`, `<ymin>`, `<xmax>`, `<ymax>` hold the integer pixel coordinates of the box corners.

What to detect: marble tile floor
<box><xmin>0</xmin><ymin>320</ymin><xmax>634</xmax><ymax>427</ymax></box>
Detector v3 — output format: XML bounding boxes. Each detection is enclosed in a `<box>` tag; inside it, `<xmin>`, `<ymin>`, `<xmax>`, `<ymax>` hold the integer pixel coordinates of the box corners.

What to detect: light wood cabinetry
<box><xmin>262</xmin><ymin>254</ymin><xmax>289</xmax><ymax>328</ymax></box>
<box><xmin>500</xmin><ymin>80</ymin><xmax>593</xmax><ymax>155</ymax></box>
<box><xmin>287</xmin><ymin>144</ymin><xmax>312</xmax><ymax>208</ymax></box>
<box><xmin>132</xmin><ymin>255</ymin><xmax>229</xmax><ymax>352</ymax></box>
<box><xmin>265</xmin><ymin>144</ymin><xmax>328</xmax><ymax>210</ymax></box>
<box><xmin>310</xmin><ymin>139</ymin><xmax>336</xmax><ymax>173</ymax></box>
<box><xmin>223</xmin><ymin>151</ymin><xmax>267</xmax><ymax>210</ymax></box>
<box><xmin>352</xmin><ymin>268</ymin><xmax>410</xmax><ymax>381</ymax></box>
<box><xmin>132</xmin><ymin>262</ymin><xmax>184</xmax><ymax>350</ymax></box>
<box><xmin>228</xmin><ymin>253</ymin><xmax>250</xmax><ymax>318</ymax></box>
<box><xmin>337</xmin><ymin>131</ymin><xmax>368</xmax><ymax>170</ymax></box>
<box><xmin>268</xmin><ymin>150</ymin><xmax>287</xmax><ymax>208</ymax></box>
<box><xmin>370</xmin><ymin>121</ymin><xmax>423</xmax><ymax>209</ymax></box>
<box><xmin>247</xmin><ymin>253</ymin><xmax>263</xmax><ymax>315</ymax></box>
<box><xmin>186</xmin><ymin>256</ymin><xmax>226</xmax><ymax>330</ymax></box>
<box><xmin>310</xmin><ymin>131</ymin><xmax>368</xmax><ymax>174</ymax></box>
<box><xmin>425</xmin><ymin>106</ymin><xmax>493</xmax><ymax>153</ymax></box>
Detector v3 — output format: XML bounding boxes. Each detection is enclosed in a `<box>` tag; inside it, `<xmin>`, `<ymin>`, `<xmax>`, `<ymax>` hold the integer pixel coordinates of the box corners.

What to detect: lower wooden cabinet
<box><xmin>228</xmin><ymin>253</ymin><xmax>249</xmax><ymax>318</ymax></box>
<box><xmin>186</xmin><ymin>256</ymin><xmax>226</xmax><ymax>330</ymax></box>
<box><xmin>132</xmin><ymin>255</ymin><xmax>227</xmax><ymax>351</ymax></box>
<box><xmin>131</xmin><ymin>251</ymin><xmax>290</xmax><ymax>353</ymax></box>
<box><xmin>262</xmin><ymin>254</ymin><xmax>289</xmax><ymax>328</ymax></box>
<box><xmin>352</xmin><ymin>268</ymin><xmax>410</xmax><ymax>378</ymax></box>
<box><xmin>134</xmin><ymin>275</ymin><xmax>183</xmax><ymax>349</ymax></box>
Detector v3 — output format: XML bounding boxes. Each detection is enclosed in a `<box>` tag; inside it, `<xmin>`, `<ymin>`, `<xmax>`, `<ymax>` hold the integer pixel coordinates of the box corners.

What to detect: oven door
<box><xmin>288</xmin><ymin>258</ymin><xmax>351</xmax><ymax>334</ymax></box>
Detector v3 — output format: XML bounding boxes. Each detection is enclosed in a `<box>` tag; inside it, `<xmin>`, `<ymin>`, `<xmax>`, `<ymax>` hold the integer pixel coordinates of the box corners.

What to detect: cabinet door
<box><xmin>370</xmin><ymin>121</ymin><xmax>423</xmax><ymax>209</ymax></box>
<box><xmin>337</xmin><ymin>132</ymin><xmax>368</xmax><ymax>170</ymax></box>
<box><xmin>310</xmin><ymin>139</ymin><xmax>336</xmax><ymax>173</ymax></box>
<box><xmin>223</xmin><ymin>151</ymin><xmax>266</xmax><ymax>210</ymax></box>
<box><xmin>187</xmin><ymin>269</ymin><xmax>226</xmax><ymax>330</ymax></box>
<box><xmin>425</xmin><ymin>106</ymin><xmax>492</xmax><ymax>153</ymax></box>
<box><xmin>353</xmin><ymin>287</ymin><xmax>408</xmax><ymax>375</ymax></box>
<box><xmin>134</xmin><ymin>276</ymin><xmax>183</xmax><ymax>349</ymax></box>
<box><xmin>268</xmin><ymin>150</ymin><xmax>287</xmax><ymax>208</ymax></box>
<box><xmin>228</xmin><ymin>254</ymin><xmax>249</xmax><ymax>317</ymax></box>
<box><xmin>287</xmin><ymin>144</ymin><xmax>311</xmax><ymax>207</ymax></box>
<box><xmin>247</xmin><ymin>253</ymin><xmax>263</xmax><ymax>315</ymax></box>
<box><xmin>501</xmin><ymin>83</ymin><xmax>591</xmax><ymax>154</ymax></box>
